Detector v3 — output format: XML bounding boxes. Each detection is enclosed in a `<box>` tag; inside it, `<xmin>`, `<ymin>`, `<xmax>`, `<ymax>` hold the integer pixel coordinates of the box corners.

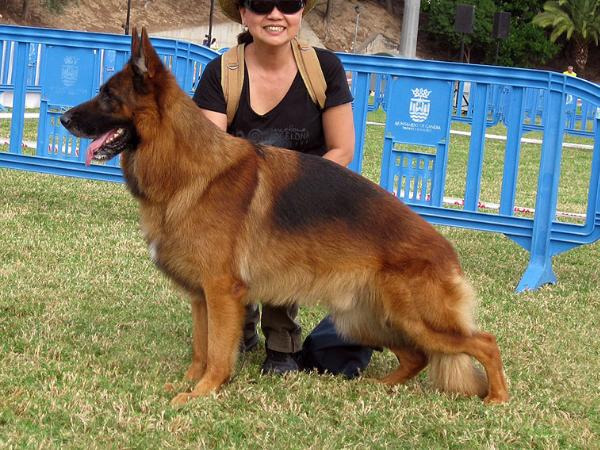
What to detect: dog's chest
<box><xmin>142</xmin><ymin>228</ymin><xmax>170</xmax><ymax>278</ymax></box>
<box><xmin>139</xmin><ymin>206</ymin><xmax>166</xmax><ymax>260</ymax></box>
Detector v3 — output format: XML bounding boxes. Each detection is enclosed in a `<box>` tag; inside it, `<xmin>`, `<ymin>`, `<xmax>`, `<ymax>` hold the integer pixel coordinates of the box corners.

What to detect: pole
<box><xmin>495</xmin><ymin>40</ymin><xmax>500</xmax><ymax>65</ymax></box>
<box><xmin>124</xmin><ymin>0</ymin><xmax>132</xmax><ymax>35</ymax></box>
<box><xmin>208</xmin><ymin>0</ymin><xmax>215</xmax><ymax>44</ymax></box>
<box><xmin>398</xmin><ymin>0</ymin><xmax>421</xmax><ymax>58</ymax></box>
<box><xmin>460</xmin><ymin>34</ymin><xmax>465</xmax><ymax>63</ymax></box>
<box><xmin>352</xmin><ymin>5</ymin><xmax>360</xmax><ymax>53</ymax></box>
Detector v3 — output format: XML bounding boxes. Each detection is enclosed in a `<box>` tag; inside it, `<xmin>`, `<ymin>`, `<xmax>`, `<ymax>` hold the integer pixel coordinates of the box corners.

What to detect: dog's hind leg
<box><xmin>184</xmin><ymin>292</ymin><xmax>208</xmax><ymax>382</ymax></box>
<box><xmin>331</xmin><ymin>306</ymin><xmax>428</xmax><ymax>386</ymax></box>
<box><xmin>379</xmin><ymin>346</ymin><xmax>428</xmax><ymax>386</ymax></box>
<box><xmin>399</xmin><ymin>321</ymin><xmax>508</xmax><ymax>403</ymax></box>
<box><xmin>171</xmin><ymin>275</ymin><xmax>247</xmax><ymax>407</ymax></box>
<box><xmin>379</xmin><ymin>273</ymin><xmax>508</xmax><ymax>403</ymax></box>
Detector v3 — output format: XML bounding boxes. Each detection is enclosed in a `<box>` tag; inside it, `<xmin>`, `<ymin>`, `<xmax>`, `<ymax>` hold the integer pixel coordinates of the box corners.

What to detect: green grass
<box><xmin>1</xmin><ymin>112</ymin><xmax>599</xmax><ymax>447</ymax></box>
<box><xmin>0</xmin><ymin>119</ymin><xmax>38</xmax><ymax>142</ymax></box>
<box><xmin>0</xmin><ymin>117</ymin><xmax>39</xmax><ymax>157</ymax></box>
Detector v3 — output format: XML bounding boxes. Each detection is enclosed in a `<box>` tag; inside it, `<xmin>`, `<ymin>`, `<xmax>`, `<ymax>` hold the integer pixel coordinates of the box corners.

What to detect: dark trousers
<box><xmin>243</xmin><ymin>303</ymin><xmax>302</xmax><ymax>353</ymax></box>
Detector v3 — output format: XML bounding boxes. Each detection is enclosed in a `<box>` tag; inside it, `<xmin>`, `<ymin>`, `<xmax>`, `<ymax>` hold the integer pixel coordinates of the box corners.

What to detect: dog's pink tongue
<box><xmin>85</xmin><ymin>130</ymin><xmax>114</xmax><ymax>166</ymax></box>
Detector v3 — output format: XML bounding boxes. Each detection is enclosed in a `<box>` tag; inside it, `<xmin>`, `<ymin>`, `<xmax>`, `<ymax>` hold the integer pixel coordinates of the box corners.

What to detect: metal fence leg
<box><xmin>516</xmin><ymin>89</ymin><xmax>565</xmax><ymax>292</ymax></box>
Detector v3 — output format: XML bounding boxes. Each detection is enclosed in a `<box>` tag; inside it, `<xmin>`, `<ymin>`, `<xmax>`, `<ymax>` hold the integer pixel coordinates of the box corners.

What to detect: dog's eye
<box><xmin>97</xmin><ymin>87</ymin><xmax>122</xmax><ymax>113</ymax></box>
<box><xmin>102</xmin><ymin>88</ymin><xmax>122</xmax><ymax>105</ymax></box>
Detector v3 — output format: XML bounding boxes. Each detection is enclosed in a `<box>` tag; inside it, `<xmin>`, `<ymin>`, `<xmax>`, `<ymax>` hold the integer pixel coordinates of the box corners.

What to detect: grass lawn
<box><xmin>0</xmin><ymin>110</ymin><xmax>599</xmax><ymax>447</ymax></box>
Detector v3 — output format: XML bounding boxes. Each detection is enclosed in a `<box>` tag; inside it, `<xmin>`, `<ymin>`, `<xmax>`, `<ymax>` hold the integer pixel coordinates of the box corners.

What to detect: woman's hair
<box><xmin>237</xmin><ymin>30</ymin><xmax>254</xmax><ymax>45</ymax></box>
<box><xmin>236</xmin><ymin>1</ymin><xmax>254</xmax><ymax>44</ymax></box>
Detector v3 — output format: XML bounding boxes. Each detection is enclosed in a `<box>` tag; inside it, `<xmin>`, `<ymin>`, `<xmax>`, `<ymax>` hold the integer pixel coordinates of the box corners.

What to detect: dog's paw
<box><xmin>483</xmin><ymin>392</ymin><xmax>509</xmax><ymax>404</ymax></box>
<box><xmin>171</xmin><ymin>392</ymin><xmax>195</xmax><ymax>408</ymax></box>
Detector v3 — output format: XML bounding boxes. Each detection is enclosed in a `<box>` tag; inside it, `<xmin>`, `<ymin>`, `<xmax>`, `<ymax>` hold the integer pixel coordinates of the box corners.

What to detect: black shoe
<box><xmin>239</xmin><ymin>337</ymin><xmax>259</xmax><ymax>354</ymax></box>
<box><xmin>261</xmin><ymin>349</ymin><xmax>300</xmax><ymax>375</ymax></box>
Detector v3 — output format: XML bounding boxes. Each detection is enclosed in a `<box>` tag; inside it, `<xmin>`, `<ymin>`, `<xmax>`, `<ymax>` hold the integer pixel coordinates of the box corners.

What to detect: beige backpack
<box><xmin>220</xmin><ymin>38</ymin><xmax>327</xmax><ymax>126</ymax></box>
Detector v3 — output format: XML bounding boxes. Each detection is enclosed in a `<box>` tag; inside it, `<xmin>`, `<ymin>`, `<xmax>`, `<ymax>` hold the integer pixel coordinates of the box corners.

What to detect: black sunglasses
<box><xmin>244</xmin><ymin>0</ymin><xmax>305</xmax><ymax>15</ymax></box>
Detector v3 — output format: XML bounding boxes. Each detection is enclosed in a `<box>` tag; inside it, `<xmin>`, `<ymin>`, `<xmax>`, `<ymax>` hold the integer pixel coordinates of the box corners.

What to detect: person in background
<box><xmin>563</xmin><ymin>65</ymin><xmax>577</xmax><ymax>77</ymax></box>
<box><xmin>193</xmin><ymin>0</ymin><xmax>358</xmax><ymax>375</ymax></box>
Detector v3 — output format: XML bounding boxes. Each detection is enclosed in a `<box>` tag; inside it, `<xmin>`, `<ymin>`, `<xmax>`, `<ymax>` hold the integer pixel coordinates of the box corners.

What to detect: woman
<box><xmin>193</xmin><ymin>0</ymin><xmax>356</xmax><ymax>374</ymax></box>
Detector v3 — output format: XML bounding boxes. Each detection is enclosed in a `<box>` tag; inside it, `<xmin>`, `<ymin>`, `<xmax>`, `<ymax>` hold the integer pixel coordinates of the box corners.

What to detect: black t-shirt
<box><xmin>193</xmin><ymin>47</ymin><xmax>353</xmax><ymax>156</ymax></box>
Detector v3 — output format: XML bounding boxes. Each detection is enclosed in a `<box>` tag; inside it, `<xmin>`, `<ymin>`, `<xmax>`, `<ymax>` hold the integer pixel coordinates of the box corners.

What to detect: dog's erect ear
<box><xmin>130</xmin><ymin>27</ymin><xmax>162</xmax><ymax>79</ymax></box>
<box><xmin>131</xmin><ymin>26</ymin><xmax>140</xmax><ymax>56</ymax></box>
<box><xmin>131</xmin><ymin>27</ymin><xmax>147</xmax><ymax>78</ymax></box>
<box><xmin>141</xmin><ymin>27</ymin><xmax>161</xmax><ymax>78</ymax></box>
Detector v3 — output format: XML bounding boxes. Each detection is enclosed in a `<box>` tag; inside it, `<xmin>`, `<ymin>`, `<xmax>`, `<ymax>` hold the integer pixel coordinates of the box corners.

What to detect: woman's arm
<box><xmin>200</xmin><ymin>108</ymin><xmax>228</xmax><ymax>131</ymax></box>
<box><xmin>321</xmin><ymin>102</ymin><xmax>355</xmax><ymax>167</ymax></box>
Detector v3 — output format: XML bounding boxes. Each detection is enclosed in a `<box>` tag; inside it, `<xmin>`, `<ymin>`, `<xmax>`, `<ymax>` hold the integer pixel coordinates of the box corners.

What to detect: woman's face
<box><xmin>240</xmin><ymin>3</ymin><xmax>304</xmax><ymax>48</ymax></box>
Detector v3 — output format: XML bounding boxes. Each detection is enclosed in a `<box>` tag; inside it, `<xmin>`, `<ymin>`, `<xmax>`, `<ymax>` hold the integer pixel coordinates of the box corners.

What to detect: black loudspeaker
<box><xmin>454</xmin><ymin>4</ymin><xmax>475</xmax><ymax>34</ymax></box>
<box><xmin>493</xmin><ymin>12</ymin><xmax>511</xmax><ymax>39</ymax></box>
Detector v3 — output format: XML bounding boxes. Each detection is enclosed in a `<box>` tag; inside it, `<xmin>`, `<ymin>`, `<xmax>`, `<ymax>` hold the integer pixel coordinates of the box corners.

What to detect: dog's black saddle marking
<box><xmin>273</xmin><ymin>154</ymin><xmax>380</xmax><ymax>231</ymax></box>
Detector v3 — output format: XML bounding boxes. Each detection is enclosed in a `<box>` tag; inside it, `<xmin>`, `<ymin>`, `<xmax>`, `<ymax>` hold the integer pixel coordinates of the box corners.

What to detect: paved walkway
<box><xmin>0</xmin><ymin>112</ymin><xmax>39</xmax><ymax>148</ymax></box>
<box><xmin>0</xmin><ymin>112</ymin><xmax>40</xmax><ymax>119</ymax></box>
<box><xmin>0</xmin><ymin>137</ymin><xmax>37</xmax><ymax>148</ymax></box>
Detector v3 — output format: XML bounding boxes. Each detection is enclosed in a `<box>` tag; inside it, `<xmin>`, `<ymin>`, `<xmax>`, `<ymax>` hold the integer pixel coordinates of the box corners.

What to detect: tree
<box><xmin>324</xmin><ymin>0</ymin><xmax>334</xmax><ymax>42</ymax></box>
<box><xmin>533</xmin><ymin>0</ymin><xmax>600</xmax><ymax>76</ymax></box>
<box><xmin>324</xmin><ymin>0</ymin><xmax>333</xmax><ymax>20</ymax></box>
<box><xmin>16</xmin><ymin>0</ymin><xmax>72</xmax><ymax>18</ymax></box>
<box><xmin>43</xmin><ymin>0</ymin><xmax>72</xmax><ymax>12</ymax></box>
<box><xmin>495</xmin><ymin>0</ymin><xmax>559</xmax><ymax>67</ymax></box>
<box><xmin>21</xmin><ymin>0</ymin><xmax>30</xmax><ymax>19</ymax></box>
<box><xmin>386</xmin><ymin>0</ymin><xmax>393</xmax><ymax>14</ymax></box>
<box><xmin>422</xmin><ymin>0</ymin><xmax>558</xmax><ymax>67</ymax></box>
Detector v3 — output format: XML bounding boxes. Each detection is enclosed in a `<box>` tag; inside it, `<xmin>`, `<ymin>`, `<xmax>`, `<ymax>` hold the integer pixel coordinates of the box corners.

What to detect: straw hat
<box><xmin>219</xmin><ymin>0</ymin><xmax>318</xmax><ymax>24</ymax></box>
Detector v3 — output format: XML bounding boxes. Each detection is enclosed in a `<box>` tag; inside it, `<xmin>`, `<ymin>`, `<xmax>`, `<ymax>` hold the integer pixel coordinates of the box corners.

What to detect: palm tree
<box><xmin>533</xmin><ymin>0</ymin><xmax>600</xmax><ymax>76</ymax></box>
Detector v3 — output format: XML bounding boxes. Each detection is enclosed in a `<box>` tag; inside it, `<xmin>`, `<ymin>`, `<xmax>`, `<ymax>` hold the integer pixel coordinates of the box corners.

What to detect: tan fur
<box><xmin>63</xmin><ymin>28</ymin><xmax>509</xmax><ymax>407</ymax></box>
<box><xmin>429</xmin><ymin>354</ymin><xmax>488</xmax><ymax>398</ymax></box>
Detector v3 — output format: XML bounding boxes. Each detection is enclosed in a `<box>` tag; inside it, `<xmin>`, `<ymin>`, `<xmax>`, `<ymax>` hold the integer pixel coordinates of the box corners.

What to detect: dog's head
<box><xmin>60</xmin><ymin>27</ymin><xmax>166</xmax><ymax>165</ymax></box>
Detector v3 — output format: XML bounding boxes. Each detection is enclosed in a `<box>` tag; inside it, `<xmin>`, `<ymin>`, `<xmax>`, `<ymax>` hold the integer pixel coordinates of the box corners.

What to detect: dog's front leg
<box><xmin>184</xmin><ymin>292</ymin><xmax>208</xmax><ymax>382</ymax></box>
<box><xmin>171</xmin><ymin>275</ymin><xmax>246</xmax><ymax>407</ymax></box>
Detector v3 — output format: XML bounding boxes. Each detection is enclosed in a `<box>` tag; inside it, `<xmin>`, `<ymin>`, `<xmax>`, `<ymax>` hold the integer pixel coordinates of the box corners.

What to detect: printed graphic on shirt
<box><xmin>236</xmin><ymin>126</ymin><xmax>310</xmax><ymax>148</ymax></box>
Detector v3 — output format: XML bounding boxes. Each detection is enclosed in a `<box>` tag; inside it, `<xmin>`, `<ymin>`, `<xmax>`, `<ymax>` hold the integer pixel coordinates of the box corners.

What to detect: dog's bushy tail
<box><xmin>428</xmin><ymin>276</ymin><xmax>488</xmax><ymax>398</ymax></box>
<box><xmin>428</xmin><ymin>353</ymin><xmax>488</xmax><ymax>398</ymax></box>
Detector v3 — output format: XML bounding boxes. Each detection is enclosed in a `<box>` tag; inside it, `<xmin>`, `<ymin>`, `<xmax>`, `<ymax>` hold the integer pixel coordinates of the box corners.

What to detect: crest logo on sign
<box><xmin>61</xmin><ymin>56</ymin><xmax>79</xmax><ymax>88</ymax></box>
<box><xmin>409</xmin><ymin>88</ymin><xmax>431</xmax><ymax>123</ymax></box>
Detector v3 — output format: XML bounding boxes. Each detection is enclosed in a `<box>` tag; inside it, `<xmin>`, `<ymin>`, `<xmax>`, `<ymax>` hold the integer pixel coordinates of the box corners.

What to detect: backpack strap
<box><xmin>221</xmin><ymin>44</ymin><xmax>245</xmax><ymax>126</ymax></box>
<box><xmin>292</xmin><ymin>38</ymin><xmax>327</xmax><ymax>110</ymax></box>
<box><xmin>220</xmin><ymin>40</ymin><xmax>327</xmax><ymax>126</ymax></box>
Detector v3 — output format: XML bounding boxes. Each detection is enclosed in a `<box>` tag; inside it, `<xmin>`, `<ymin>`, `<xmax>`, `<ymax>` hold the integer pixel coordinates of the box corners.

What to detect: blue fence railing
<box><xmin>1</xmin><ymin>24</ymin><xmax>599</xmax><ymax>292</ymax></box>
<box><xmin>0</xmin><ymin>25</ymin><xmax>215</xmax><ymax>181</ymax></box>
<box><xmin>362</xmin><ymin>71</ymin><xmax>599</xmax><ymax>137</ymax></box>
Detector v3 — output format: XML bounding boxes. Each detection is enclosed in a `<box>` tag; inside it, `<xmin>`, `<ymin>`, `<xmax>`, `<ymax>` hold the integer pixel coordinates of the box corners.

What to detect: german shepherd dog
<box><xmin>61</xmin><ymin>29</ymin><xmax>509</xmax><ymax>406</ymax></box>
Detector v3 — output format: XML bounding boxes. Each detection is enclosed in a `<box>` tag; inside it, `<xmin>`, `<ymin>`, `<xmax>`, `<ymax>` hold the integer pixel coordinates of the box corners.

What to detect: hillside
<box><xmin>1</xmin><ymin>0</ymin><xmax>595</xmax><ymax>78</ymax></box>
<box><xmin>0</xmin><ymin>0</ymin><xmax>403</xmax><ymax>54</ymax></box>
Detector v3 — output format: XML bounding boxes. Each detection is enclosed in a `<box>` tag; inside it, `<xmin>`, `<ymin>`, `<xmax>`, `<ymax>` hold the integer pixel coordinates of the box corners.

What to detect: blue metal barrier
<box><xmin>0</xmin><ymin>40</ymin><xmax>42</xmax><ymax>98</ymax></box>
<box><xmin>1</xmin><ymin>24</ymin><xmax>599</xmax><ymax>293</ymax></box>
<box><xmin>366</xmin><ymin>73</ymin><xmax>599</xmax><ymax>137</ymax></box>
<box><xmin>0</xmin><ymin>25</ymin><xmax>216</xmax><ymax>181</ymax></box>
<box><xmin>339</xmin><ymin>51</ymin><xmax>600</xmax><ymax>291</ymax></box>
